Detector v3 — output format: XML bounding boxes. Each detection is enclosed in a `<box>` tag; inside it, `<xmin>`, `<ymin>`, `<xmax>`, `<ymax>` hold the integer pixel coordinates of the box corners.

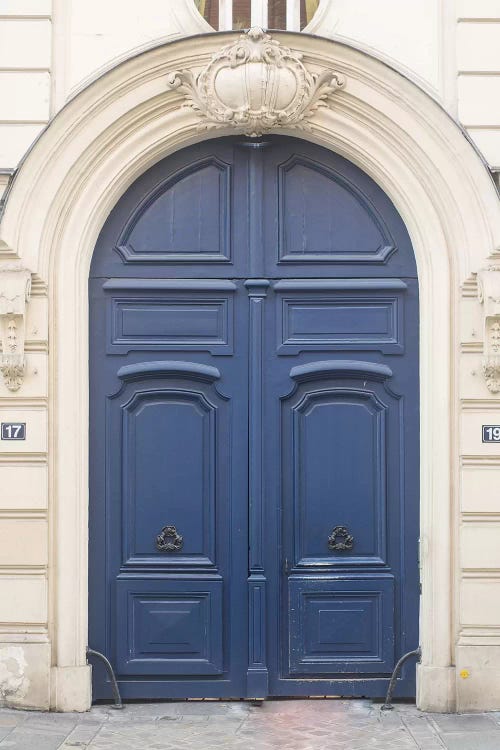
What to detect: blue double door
<box><xmin>89</xmin><ymin>136</ymin><xmax>419</xmax><ymax>700</ymax></box>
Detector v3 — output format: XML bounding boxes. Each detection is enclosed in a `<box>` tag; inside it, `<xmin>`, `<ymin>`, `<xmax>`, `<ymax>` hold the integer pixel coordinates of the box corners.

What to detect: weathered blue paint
<box><xmin>89</xmin><ymin>136</ymin><xmax>419</xmax><ymax>701</ymax></box>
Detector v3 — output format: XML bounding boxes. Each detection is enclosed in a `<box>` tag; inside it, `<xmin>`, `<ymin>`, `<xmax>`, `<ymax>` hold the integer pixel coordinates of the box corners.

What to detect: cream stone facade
<box><xmin>1</xmin><ymin>0</ymin><xmax>500</xmax><ymax>713</ymax></box>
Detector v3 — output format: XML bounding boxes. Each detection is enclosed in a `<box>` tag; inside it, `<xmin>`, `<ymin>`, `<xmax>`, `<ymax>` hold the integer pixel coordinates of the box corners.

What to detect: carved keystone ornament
<box><xmin>478</xmin><ymin>265</ymin><xmax>500</xmax><ymax>393</ymax></box>
<box><xmin>167</xmin><ymin>27</ymin><xmax>346</xmax><ymax>137</ymax></box>
<box><xmin>0</xmin><ymin>264</ymin><xmax>31</xmax><ymax>392</ymax></box>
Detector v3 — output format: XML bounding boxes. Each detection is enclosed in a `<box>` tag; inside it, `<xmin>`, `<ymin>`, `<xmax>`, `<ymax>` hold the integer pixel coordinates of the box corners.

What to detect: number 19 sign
<box><xmin>1</xmin><ymin>423</ymin><xmax>26</xmax><ymax>441</ymax></box>
<box><xmin>483</xmin><ymin>425</ymin><xmax>500</xmax><ymax>443</ymax></box>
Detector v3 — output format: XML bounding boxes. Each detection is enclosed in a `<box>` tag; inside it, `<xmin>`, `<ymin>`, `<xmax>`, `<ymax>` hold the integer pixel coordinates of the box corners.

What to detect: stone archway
<box><xmin>1</xmin><ymin>28</ymin><xmax>499</xmax><ymax>711</ymax></box>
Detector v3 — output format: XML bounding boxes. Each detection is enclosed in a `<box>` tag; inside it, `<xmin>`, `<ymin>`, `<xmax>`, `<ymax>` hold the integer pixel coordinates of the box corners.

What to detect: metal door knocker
<box><xmin>328</xmin><ymin>525</ymin><xmax>354</xmax><ymax>551</ymax></box>
<box><xmin>156</xmin><ymin>525</ymin><xmax>184</xmax><ymax>552</ymax></box>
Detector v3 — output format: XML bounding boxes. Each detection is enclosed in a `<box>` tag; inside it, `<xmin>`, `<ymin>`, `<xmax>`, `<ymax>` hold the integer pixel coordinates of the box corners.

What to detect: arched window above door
<box><xmin>194</xmin><ymin>0</ymin><xmax>320</xmax><ymax>31</ymax></box>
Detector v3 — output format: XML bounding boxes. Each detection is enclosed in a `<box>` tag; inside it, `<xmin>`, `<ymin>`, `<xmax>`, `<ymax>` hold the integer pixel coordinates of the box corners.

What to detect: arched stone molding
<box><xmin>1</xmin><ymin>31</ymin><xmax>499</xmax><ymax>712</ymax></box>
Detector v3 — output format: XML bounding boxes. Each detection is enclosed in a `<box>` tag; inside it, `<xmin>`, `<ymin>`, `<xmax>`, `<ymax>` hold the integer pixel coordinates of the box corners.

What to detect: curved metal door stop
<box><xmin>381</xmin><ymin>647</ymin><xmax>422</xmax><ymax>711</ymax></box>
<box><xmin>85</xmin><ymin>645</ymin><xmax>421</xmax><ymax>712</ymax></box>
<box><xmin>86</xmin><ymin>648</ymin><xmax>124</xmax><ymax>709</ymax></box>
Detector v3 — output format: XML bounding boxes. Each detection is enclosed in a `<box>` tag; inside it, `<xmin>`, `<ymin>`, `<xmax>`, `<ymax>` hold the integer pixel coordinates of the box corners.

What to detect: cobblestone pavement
<box><xmin>0</xmin><ymin>700</ymin><xmax>500</xmax><ymax>750</ymax></box>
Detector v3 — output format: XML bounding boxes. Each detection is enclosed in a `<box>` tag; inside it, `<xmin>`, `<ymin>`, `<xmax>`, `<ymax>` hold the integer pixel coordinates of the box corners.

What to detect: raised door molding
<box><xmin>289</xmin><ymin>359</ymin><xmax>393</xmax><ymax>383</ymax></box>
<box><xmin>117</xmin><ymin>360</ymin><xmax>221</xmax><ymax>384</ymax></box>
<box><xmin>0</xmin><ymin>264</ymin><xmax>32</xmax><ymax>392</ymax></box>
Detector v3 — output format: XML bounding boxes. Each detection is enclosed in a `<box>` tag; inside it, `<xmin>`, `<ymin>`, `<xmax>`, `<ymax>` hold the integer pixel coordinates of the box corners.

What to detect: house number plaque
<box><xmin>482</xmin><ymin>425</ymin><xmax>500</xmax><ymax>443</ymax></box>
<box><xmin>1</xmin><ymin>422</ymin><xmax>26</xmax><ymax>440</ymax></box>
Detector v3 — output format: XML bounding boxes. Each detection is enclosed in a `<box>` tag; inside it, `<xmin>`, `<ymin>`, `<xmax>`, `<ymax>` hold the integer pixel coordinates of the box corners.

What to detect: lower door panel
<box><xmin>288</xmin><ymin>576</ymin><xmax>395</xmax><ymax>675</ymax></box>
<box><xmin>115</xmin><ymin>578</ymin><xmax>224</xmax><ymax>676</ymax></box>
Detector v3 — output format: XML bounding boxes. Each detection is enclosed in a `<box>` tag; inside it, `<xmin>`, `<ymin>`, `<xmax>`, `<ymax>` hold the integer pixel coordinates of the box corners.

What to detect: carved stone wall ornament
<box><xmin>166</xmin><ymin>27</ymin><xmax>346</xmax><ymax>137</ymax></box>
<box><xmin>0</xmin><ymin>264</ymin><xmax>32</xmax><ymax>391</ymax></box>
<box><xmin>477</xmin><ymin>265</ymin><xmax>500</xmax><ymax>393</ymax></box>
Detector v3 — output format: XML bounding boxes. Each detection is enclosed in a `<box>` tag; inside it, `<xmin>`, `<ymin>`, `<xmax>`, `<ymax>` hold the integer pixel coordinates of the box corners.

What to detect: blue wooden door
<box><xmin>89</xmin><ymin>136</ymin><xmax>419</xmax><ymax>701</ymax></box>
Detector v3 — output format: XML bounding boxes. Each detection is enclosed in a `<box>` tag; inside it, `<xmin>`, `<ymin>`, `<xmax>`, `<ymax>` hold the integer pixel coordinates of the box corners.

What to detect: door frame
<box><xmin>1</xmin><ymin>30</ymin><xmax>500</xmax><ymax>711</ymax></box>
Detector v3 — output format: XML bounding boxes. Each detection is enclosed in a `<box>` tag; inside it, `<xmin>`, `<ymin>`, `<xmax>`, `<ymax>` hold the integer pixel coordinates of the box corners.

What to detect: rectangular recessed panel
<box><xmin>288</xmin><ymin>389</ymin><xmax>387</xmax><ymax>563</ymax></box>
<box><xmin>278</xmin><ymin>297</ymin><xmax>402</xmax><ymax>354</ymax></box>
<box><xmin>108</xmin><ymin>296</ymin><xmax>232</xmax><ymax>354</ymax></box>
<box><xmin>288</xmin><ymin>577</ymin><xmax>394</xmax><ymax>674</ymax></box>
<box><xmin>116</xmin><ymin>579</ymin><xmax>223</xmax><ymax>675</ymax></box>
<box><xmin>121</xmin><ymin>388</ymin><xmax>217</xmax><ymax>567</ymax></box>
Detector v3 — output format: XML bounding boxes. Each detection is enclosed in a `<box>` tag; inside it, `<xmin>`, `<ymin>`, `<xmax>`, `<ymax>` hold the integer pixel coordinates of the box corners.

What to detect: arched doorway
<box><xmin>88</xmin><ymin>135</ymin><xmax>419</xmax><ymax>700</ymax></box>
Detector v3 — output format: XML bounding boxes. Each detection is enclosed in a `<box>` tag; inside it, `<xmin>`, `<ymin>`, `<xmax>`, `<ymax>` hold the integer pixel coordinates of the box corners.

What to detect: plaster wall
<box><xmin>0</xmin><ymin>0</ymin><xmax>500</xmax><ymax>714</ymax></box>
<box><xmin>0</xmin><ymin>1</ymin><xmax>52</xmax><ymax>173</ymax></box>
<box><xmin>3</xmin><ymin>0</ymin><xmax>500</xmax><ymax>175</ymax></box>
<box><xmin>457</xmin><ymin>0</ymin><xmax>500</xmax><ymax>167</ymax></box>
<box><xmin>458</xmin><ymin>278</ymin><xmax>500</xmax><ymax>711</ymax></box>
<box><xmin>0</xmin><ymin>1</ymin><xmax>497</xmax><ymax>179</ymax></box>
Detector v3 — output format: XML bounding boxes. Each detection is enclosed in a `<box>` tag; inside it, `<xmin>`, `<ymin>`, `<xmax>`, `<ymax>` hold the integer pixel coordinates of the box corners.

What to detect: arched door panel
<box><xmin>89</xmin><ymin>135</ymin><xmax>419</xmax><ymax>700</ymax></box>
<box><xmin>261</xmin><ymin>141</ymin><xmax>416</xmax><ymax>278</ymax></box>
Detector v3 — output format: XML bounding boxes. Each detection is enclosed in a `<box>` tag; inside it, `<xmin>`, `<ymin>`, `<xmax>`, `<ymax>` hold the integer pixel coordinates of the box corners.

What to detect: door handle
<box><xmin>156</xmin><ymin>525</ymin><xmax>183</xmax><ymax>552</ymax></box>
<box><xmin>328</xmin><ymin>525</ymin><xmax>354</xmax><ymax>551</ymax></box>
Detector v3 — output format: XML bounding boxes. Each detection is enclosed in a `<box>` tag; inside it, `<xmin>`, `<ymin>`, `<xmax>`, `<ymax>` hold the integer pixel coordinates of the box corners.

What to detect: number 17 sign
<box><xmin>483</xmin><ymin>425</ymin><xmax>500</xmax><ymax>443</ymax></box>
<box><xmin>1</xmin><ymin>423</ymin><xmax>26</xmax><ymax>440</ymax></box>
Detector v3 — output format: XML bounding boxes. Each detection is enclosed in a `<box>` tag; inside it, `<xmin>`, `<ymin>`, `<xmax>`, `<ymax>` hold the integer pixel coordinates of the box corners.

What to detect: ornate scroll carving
<box><xmin>167</xmin><ymin>27</ymin><xmax>346</xmax><ymax>137</ymax></box>
<box><xmin>477</xmin><ymin>265</ymin><xmax>500</xmax><ymax>393</ymax></box>
<box><xmin>0</xmin><ymin>264</ymin><xmax>32</xmax><ymax>391</ymax></box>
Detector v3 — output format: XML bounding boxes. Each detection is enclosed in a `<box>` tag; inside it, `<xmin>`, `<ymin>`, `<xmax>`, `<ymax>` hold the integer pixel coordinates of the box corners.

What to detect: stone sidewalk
<box><xmin>0</xmin><ymin>700</ymin><xmax>499</xmax><ymax>750</ymax></box>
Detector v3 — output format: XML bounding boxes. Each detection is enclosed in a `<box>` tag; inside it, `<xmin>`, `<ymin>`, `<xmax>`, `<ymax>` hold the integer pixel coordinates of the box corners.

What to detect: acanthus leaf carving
<box><xmin>0</xmin><ymin>263</ymin><xmax>31</xmax><ymax>392</ymax></box>
<box><xmin>477</xmin><ymin>265</ymin><xmax>500</xmax><ymax>393</ymax></box>
<box><xmin>0</xmin><ymin>356</ymin><xmax>25</xmax><ymax>392</ymax></box>
<box><xmin>166</xmin><ymin>27</ymin><xmax>346</xmax><ymax>137</ymax></box>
